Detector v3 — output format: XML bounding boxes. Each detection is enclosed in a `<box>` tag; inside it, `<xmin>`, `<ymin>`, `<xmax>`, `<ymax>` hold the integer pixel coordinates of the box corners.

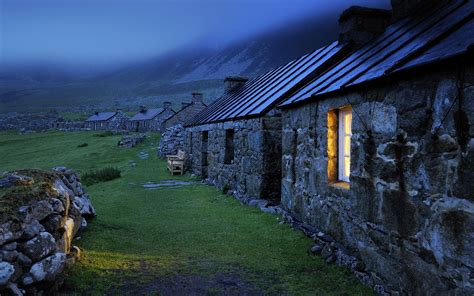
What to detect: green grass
<box><xmin>0</xmin><ymin>131</ymin><xmax>373</xmax><ymax>295</ymax></box>
<box><xmin>81</xmin><ymin>167</ymin><xmax>121</xmax><ymax>186</ymax></box>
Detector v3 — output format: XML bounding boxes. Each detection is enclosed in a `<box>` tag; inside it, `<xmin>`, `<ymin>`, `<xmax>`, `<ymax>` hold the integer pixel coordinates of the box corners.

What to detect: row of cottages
<box><xmin>162</xmin><ymin>92</ymin><xmax>207</xmax><ymax>129</ymax></box>
<box><xmin>84</xmin><ymin>110</ymin><xmax>128</xmax><ymax>131</ymax></box>
<box><xmin>185</xmin><ymin>0</ymin><xmax>474</xmax><ymax>294</ymax></box>
<box><xmin>129</xmin><ymin>102</ymin><xmax>175</xmax><ymax>132</ymax></box>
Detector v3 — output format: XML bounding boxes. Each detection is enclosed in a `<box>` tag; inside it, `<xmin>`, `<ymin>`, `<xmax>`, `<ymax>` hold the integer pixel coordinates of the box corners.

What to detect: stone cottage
<box><xmin>84</xmin><ymin>110</ymin><xmax>128</xmax><ymax>131</ymax></box>
<box><xmin>162</xmin><ymin>92</ymin><xmax>207</xmax><ymax>130</ymax></box>
<box><xmin>277</xmin><ymin>0</ymin><xmax>474</xmax><ymax>294</ymax></box>
<box><xmin>185</xmin><ymin>38</ymin><xmax>351</xmax><ymax>203</ymax></box>
<box><xmin>129</xmin><ymin>103</ymin><xmax>175</xmax><ymax>132</ymax></box>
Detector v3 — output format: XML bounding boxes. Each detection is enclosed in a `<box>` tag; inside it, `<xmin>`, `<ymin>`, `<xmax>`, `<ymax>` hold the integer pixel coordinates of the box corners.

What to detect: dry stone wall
<box><xmin>158</xmin><ymin>124</ymin><xmax>185</xmax><ymax>158</ymax></box>
<box><xmin>280</xmin><ymin>65</ymin><xmax>474</xmax><ymax>294</ymax></box>
<box><xmin>0</xmin><ymin>167</ymin><xmax>96</xmax><ymax>295</ymax></box>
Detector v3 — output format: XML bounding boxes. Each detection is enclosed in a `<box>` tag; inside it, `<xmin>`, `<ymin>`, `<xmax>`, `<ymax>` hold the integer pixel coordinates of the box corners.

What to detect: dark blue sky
<box><xmin>0</xmin><ymin>0</ymin><xmax>389</xmax><ymax>67</ymax></box>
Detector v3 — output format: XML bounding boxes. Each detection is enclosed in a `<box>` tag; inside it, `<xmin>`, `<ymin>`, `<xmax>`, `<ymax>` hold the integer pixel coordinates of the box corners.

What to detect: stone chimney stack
<box><xmin>224</xmin><ymin>76</ymin><xmax>248</xmax><ymax>93</ymax></box>
<box><xmin>338</xmin><ymin>6</ymin><xmax>391</xmax><ymax>46</ymax></box>
<box><xmin>391</xmin><ymin>0</ymin><xmax>446</xmax><ymax>21</ymax></box>
<box><xmin>139</xmin><ymin>105</ymin><xmax>147</xmax><ymax>113</ymax></box>
<box><xmin>163</xmin><ymin>102</ymin><xmax>172</xmax><ymax>110</ymax></box>
<box><xmin>191</xmin><ymin>92</ymin><xmax>203</xmax><ymax>103</ymax></box>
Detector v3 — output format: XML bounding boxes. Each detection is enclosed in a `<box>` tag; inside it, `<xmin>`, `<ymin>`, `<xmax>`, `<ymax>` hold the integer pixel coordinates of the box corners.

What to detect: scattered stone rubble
<box><xmin>117</xmin><ymin>134</ymin><xmax>146</xmax><ymax>148</ymax></box>
<box><xmin>157</xmin><ymin>124</ymin><xmax>185</xmax><ymax>158</ymax></box>
<box><xmin>0</xmin><ymin>167</ymin><xmax>96</xmax><ymax>295</ymax></box>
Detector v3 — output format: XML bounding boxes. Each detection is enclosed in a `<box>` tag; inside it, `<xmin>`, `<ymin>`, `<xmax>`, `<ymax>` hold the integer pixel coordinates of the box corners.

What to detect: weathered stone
<box><xmin>0</xmin><ymin>262</ymin><xmax>15</xmax><ymax>286</ymax></box>
<box><xmin>310</xmin><ymin>244</ymin><xmax>324</xmax><ymax>255</ymax></box>
<box><xmin>21</xmin><ymin>220</ymin><xmax>45</xmax><ymax>241</ymax></box>
<box><xmin>29</xmin><ymin>252</ymin><xmax>66</xmax><ymax>283</ymax></box>
<box><xmin>19</xmin><ymin>232</ymin><xmax>56</xmax><ymax>262</ymax></box>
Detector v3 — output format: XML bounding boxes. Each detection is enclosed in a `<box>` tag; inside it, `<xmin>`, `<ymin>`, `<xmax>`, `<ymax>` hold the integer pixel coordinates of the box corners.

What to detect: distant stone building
<box><xmin>277</xmin><ymin>1</ymin><xmax>474</xmax><ymax>294</ymax></box>
<box><xmin>162</xmin><ymin>93</ymin><xmax>207</xmax><ymax>130</ymax></box>
<box><xmin>84</xmin><ymin>110</ymin><xmax>128</xmax><ymax>131</ymax></box>
<box><xmin>129</xmin><ymin>103</ymin><xmax>175</xmax><ymax>132</ymax></box>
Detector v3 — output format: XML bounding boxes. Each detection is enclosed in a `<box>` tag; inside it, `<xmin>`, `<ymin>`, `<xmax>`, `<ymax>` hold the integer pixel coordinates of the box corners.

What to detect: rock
<box><xmin>21</xmin><ymin>220</ymin><xmax>45</xmax><ymax>241</ymax></box>
<box><xmin>0</xmin><ymin>222</ymin><xmax>23</xmax><ymax>246</ymax></box>
<box><xmin>19</xmin><ymin>232</ymin><xmax>56</xmax><ymax>262</ymax></box>
<box><xmin>311</xmin><ymin>244</ymin><xmax>324</xmax><ymax>255</ymax></box>
<box><xmin>29</xmin><ymin>253</ymin><xmax>66</xmax><ymax>283</ymax></box>
<box><xmin>30</xmin><ymin>200</ymin><xmax>54</xmax><ymax>221</ymax></box>
<box><xmin>73</xmin><ymin>195</ymin><xmax>96</xmax><ymax>218</ymax></box>
<box><xmin>2</xmin><ymin>241</ymin><xmax>17</xmax><ymax>251</ymax></box>
<box><xmin>0</xmin><ymin>174</ymin><xmax>33</xmax><ymax>188</ymax></box>
<box><xmin>0</xmin><ymin>262</ymin><xmax>15</xmax><ymax>285</ymax></box>
<box><xmin>321</xmin><ymin>244</ymin><xmax>334</xmax><ymax>260</ymax></box>
<box><xmin>1</xmin><ymin>250</ymin><xmax>18</xmax><ymax>262</ymax></box>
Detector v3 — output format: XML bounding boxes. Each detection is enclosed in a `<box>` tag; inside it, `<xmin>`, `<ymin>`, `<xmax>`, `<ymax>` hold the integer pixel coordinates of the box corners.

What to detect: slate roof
<box><xmin>187</xmin><ymin>41</ymin><xmax>348</xmax><ymax>126</ymax></box>
<box><xmin>279</xmin><ymin>0</ymin><xmax>474</xmax><ymax>108</ymax></box>
<box><xmin>85</xmin><ymin>112</ymin><xmax>117</xmax><ymax>122</ymax></box>
<box><xmin>163</xmin><ymin>101</ymin><xmax>208</xmax><ymax>124</ymax></box>
<box><xmin>130</xmin><ymin>108</ymin><xmax>166</xmax><ymax>121</ymax></box>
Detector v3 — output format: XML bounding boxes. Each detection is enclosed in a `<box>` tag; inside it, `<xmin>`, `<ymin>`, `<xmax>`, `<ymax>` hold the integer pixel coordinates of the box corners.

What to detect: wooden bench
<box><xmin>167</xmin><ymin>150</ymin><xmax>186</xmax><ymax>175</ymax></box>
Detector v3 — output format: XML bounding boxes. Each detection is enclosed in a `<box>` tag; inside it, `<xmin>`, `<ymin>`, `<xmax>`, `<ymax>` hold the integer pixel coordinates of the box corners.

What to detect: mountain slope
<box><xmin>0</xmin><ymin>13</ymin><xmax>340</xmax><ymax>113</ymax></box>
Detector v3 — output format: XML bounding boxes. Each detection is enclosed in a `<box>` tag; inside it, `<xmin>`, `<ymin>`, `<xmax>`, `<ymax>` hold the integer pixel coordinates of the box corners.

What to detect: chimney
<box><xmin>163</xmin><ymin>101</ymin><xmax>172</xmax><ymax>110</ymax></box>
<box><xmin>191</xmin><ymin>92</ymin><xmax>203</xmax><ymax>103</ymax></box>
<box><xmin>139</xmin><ymin>105</ymin><xmax>147</xmax><ymax>113</ymax></box>
<box><xmin>391</xmin><ymin>0</ymin><xmax>447</xmax><ymax>21</ymax></box>
<box><xmin>182</xmin><ymin>102</ymin><xmax>191</xmax><ymax>110</ymax></box>
<box><xmin>338</xmin><ymin>6</ymin><xmax>391</xmax><ymax>46</ymax></box>
<box><xmin>94</xmin><ymin>111</ymin><xmax>99</xmax><ymax>116</ymax></box>
<box><xmin>224</xmin><ymin>76</ymin><xmax>248</xmax><ymax>93</ymax></box>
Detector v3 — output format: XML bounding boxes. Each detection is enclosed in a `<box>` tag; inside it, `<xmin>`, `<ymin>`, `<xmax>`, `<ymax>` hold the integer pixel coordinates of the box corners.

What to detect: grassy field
<box><xmin>0</xmin><ymin>130</ymin><xmax>373</xmax><ymax>295</ymax></box>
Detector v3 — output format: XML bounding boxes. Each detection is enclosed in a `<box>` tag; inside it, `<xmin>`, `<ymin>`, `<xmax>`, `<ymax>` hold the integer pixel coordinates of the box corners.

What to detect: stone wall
<box><xmin>158</xmin><ymin>124</ymin><xmax>185</xmax><ymax>158</ymax></box>
<box><xmin>0</xmin><ymin>112</ymin><xmax>60</xmax><ymax>131</ymax></box>
<box><xmin>280</xmin><ymin>64</ymin><xmax>474</xmax><ymax>294</ymax></box>
<box><xmin>186</xmin><ymin>113</ymin><xmax>282</xmax><ymax>202</ymax></box>
<box><xmin>0</xmin><ymin>167</ymin><xmax>96</xmax><ymax>295</ymax></box>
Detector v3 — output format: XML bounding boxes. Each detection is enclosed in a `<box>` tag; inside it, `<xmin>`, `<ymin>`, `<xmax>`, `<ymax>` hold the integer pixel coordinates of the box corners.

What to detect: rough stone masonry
<box><xmin>0</xmin><ymin>167</ymin><xmax>96</xmax><ymax>295</ymax></box>
<box><xmin>280</xmin><ymin>64</ymin><xmax>474</xmax><ymax>294</ymax></box>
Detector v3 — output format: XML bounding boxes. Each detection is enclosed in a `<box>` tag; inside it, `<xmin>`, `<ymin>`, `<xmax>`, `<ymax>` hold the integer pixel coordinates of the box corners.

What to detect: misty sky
<box><xmin>0</xmin><ymin>0</ymin><xmax>389</xmax><ymax>67</ymax></box>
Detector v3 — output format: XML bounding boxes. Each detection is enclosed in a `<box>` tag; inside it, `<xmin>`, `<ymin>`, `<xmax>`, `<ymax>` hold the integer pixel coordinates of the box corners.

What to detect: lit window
<box><xmin>338</xmin><ymin>107</ymin><xmax>352</xmax><ymax>182</ymax></box>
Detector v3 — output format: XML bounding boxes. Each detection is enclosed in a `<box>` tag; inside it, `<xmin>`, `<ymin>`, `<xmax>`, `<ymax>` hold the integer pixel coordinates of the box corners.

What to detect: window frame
<box><xmin>338</xmin><ymin>107</ymin><xmax>352</xmax><ymax>183</ymax></box>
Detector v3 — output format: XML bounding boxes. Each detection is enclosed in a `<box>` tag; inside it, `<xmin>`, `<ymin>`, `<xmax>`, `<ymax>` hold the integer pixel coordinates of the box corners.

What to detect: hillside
<box><xmin>0</xmin><ymin>13</ymin><xmax>339</xmax><ymax>114</ymax></box>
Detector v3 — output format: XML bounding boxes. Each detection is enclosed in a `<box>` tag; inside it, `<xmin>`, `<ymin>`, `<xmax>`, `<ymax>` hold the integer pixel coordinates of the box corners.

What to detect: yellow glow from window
<box><xmin>344</xmin><ymin>136</ymin><xmax>351</xmax><ymax>155</ymax></box>
<box><xmin>345</xmin><ymin>156</ymin><xmax>350</xmax><ymax>178</ymax></box>
<box><xmin>345</xmin><ymin>113</ymin><xmax>352</xmax><ymax>134</ymax></box>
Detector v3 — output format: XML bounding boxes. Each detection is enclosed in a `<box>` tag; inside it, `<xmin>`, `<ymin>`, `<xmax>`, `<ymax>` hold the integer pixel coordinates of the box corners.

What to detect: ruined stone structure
<box><xmin>0</xmin><ymin>167</ymin><xmax>96</xmax><ymax>295</ymax></box>
<box><xmin>129</xmin><ymin>103</ymin><xmax>175</xmax><ymax>133</ymax></box>
<box><xmin>277</xmin><ymin>1</ymin><xmax>474</xmax><ymax>294</ymax></box>
<box><xmin>162</xmin><ymin>93</ymin><xmax>207</xmax><ymax>130</ymax></box>
<box><xmin>84</xmin><ymin>110</ymin><xmax>128</xmax><ymax>131</ymax></box>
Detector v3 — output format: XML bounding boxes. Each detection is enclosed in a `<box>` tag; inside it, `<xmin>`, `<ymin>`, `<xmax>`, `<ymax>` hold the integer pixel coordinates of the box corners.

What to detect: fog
<box><xmin>0</xmin><ymin>0</ymin><xmax>390</xmax><ymax>70</ymax></box>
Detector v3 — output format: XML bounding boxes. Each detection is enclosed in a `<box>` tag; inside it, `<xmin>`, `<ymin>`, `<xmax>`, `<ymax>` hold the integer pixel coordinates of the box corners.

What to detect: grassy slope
<box><xmin>0</xmin><ymin>131</ymin><xmax>372</xmax><ymax>295</ymax></box>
